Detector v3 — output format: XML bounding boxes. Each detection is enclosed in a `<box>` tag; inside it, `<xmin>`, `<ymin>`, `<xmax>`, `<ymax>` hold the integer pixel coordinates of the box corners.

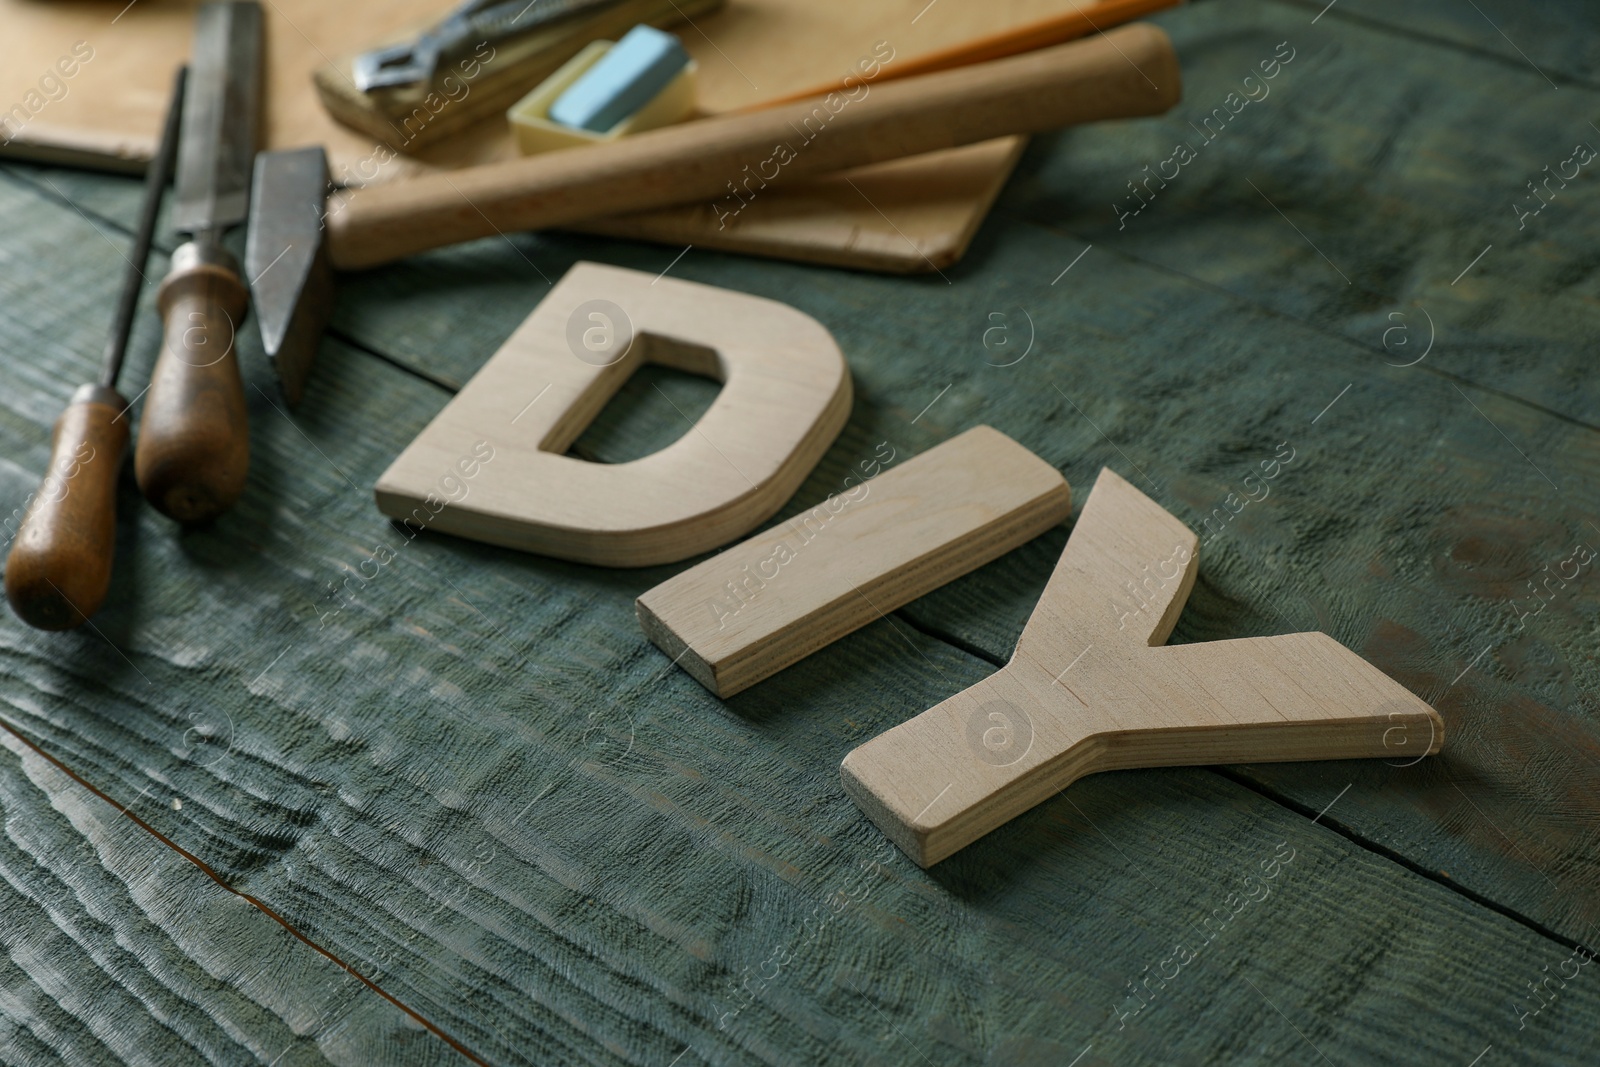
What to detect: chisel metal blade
<box><xmin>172</xmin><ymin>1</ymin><xmax>263</xmax><ymax>236</ymax></box>
<box><xmin>246</xmin><ymin>146</ymin><xmax>333</xmax><ymax>407</ymax></box>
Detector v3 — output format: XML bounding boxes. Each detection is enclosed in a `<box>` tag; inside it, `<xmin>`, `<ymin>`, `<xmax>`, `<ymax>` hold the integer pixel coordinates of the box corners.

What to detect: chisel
<box><xmin>5</xmin><ymin>67</ymin><xmax>188</xmax><ymax>631</ymax></box>
<box><xmin>135</xmin><ymin>0</ymin><xmax>263</xmax><ymax>524</ymax></box>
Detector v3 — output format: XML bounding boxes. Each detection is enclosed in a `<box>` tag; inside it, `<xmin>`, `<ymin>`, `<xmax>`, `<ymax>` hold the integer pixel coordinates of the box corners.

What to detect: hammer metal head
<box><xmin>246</xmin><ymin>145</ymin><xmax>333</xmax><ymax>407</ymax></box>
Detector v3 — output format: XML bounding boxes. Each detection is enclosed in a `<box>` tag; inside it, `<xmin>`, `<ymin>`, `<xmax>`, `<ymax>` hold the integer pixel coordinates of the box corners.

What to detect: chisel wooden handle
<box><xmin>136</xmin><ymin>242</ymin><xmax>251</xmax><ymax>523</ymax></box>
<box><xmin>329</xmin><ymin>22</ymin><xmax>1181</xmax><ymax>269</ymax></box>
<box><xmin>5</xmin><ymin>386</ymin><xmax>129</xmax><ymax>630</ymax></box>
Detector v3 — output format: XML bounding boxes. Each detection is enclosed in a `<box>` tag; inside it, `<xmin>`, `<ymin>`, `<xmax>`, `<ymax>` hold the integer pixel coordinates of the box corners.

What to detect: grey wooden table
<box><xmin>0</xmin><ymin>1</ymin><xmax>1596</xmax><ymax>1064</ymax></box>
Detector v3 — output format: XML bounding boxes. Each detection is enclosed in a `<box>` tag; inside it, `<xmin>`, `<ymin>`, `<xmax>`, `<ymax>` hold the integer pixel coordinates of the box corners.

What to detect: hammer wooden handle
<box><xmin>5</xmin><ymin>387</ymin><xmax>129</xmax><ymax>630</ymax></box>
<box><xmin>135</xmin><ymin>243</ymin><xmax>251</xmax><ymax>523</ymax></box>
<box><xmin>329</xmin><ymin>22</ymin><xmax>1180</xmax><ymax>269</ymax></box>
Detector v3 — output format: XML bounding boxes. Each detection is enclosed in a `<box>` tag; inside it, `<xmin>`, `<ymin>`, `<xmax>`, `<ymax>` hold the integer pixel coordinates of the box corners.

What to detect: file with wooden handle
<box><xmin>134</xmin><ymin>0</ymin><xmax>261</xmax><ymax>523</ymax></box>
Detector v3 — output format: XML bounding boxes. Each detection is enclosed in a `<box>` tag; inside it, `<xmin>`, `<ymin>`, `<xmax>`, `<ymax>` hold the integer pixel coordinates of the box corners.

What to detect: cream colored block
<box><xmin>508</xmin><ymin>41</ymin><xmax>698</xmax><ymax>155</ymax></box>
<box><xmin>637</xmin><ymin>426</ymin><xmax>1073</xmax><ymax>697</ymax></box>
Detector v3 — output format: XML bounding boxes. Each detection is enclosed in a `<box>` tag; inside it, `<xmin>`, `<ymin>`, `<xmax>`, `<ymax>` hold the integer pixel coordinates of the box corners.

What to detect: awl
<box><xmin>4</xmin><ymin>68</ymin><xmax>188</xmax><ymax>630</ymax></box>
<box><xmin>136</xmin><ymin>0</ymin><xmax>263</xmax><ymax>523</ymax></box>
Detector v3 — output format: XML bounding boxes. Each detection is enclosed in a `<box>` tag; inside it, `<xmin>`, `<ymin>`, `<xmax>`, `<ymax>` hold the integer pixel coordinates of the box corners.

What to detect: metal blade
<box><xmin>173</xmin><ymin>1</ymin><xmax>263</xmax><ymax>236</ymax></box>
<box><xmin>246</xmin><ymin>146</ymin><xmax>332</xmax><ymax>407</ymax></box>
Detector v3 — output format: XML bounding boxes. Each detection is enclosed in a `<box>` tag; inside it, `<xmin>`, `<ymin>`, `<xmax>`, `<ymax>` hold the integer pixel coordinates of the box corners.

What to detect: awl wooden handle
<box><xmin>135</xmin><ymin>242</ymin><xmax>251</xmax><ymax>523</ymax></box>
<box><xmin>4</xmin><ymin>386</ymin><xmax>130</xmax><ymax>630</ymax></box>
<box><xmin>329</xmin><ymin>22</ymin><xmax>1181</xmax><ymax>269</ymax></box>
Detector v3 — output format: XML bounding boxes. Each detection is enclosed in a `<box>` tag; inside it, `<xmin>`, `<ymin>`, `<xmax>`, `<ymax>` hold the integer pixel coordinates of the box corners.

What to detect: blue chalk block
<box><xmin>548</xmin><ymin>25</ymin><xmax>690</xmax><ymax>133</ymax></box>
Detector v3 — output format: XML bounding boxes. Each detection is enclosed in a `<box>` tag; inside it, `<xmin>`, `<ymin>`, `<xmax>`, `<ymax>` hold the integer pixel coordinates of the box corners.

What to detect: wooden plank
<box><xmin>572</xmin><ymin>137</ymin><xmax>1028</xmax><ymax>275</ymax></box>
<box><xmin>1299</xmin><ymin>0</ymin><xmax>1600</xmax><ymax>86</ymax></box>
<box><xmin>9</xmin><ymin>0</ymin><xmax>1598</xmax><ymax>951</ymax></box>
<box><xmin>1</xmin><ymin>141</ymin><xmax>1599</xmax><ymax>1067</ymax></box>
<box><xmin>1003</xmin><ymin>0</ymin><xmax>1600</xmax><ymax>427</ymax></box>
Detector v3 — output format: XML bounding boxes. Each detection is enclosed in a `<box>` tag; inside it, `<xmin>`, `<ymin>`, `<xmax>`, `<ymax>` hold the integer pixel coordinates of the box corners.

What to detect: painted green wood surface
<box><xmin>1</xmin><ymin>1</ymin><xmax>1598</xmax><ymax>1064</ymax></box>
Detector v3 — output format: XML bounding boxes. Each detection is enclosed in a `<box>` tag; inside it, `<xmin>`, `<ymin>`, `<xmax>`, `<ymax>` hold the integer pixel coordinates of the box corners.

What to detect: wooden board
<box><xmin>637</xmin><ymin>425</ymin><xmax>1073</xmax><ymax>697</ymax></box>
<box><xmin>3</xmin><ymin>0</ymin><xmax>1600</xmax><ymax>1061</ymax></box>
<box><xmin>0</xmin><ymin>0</ymin><xmax>1133</xmax><ymax>273</ymax></box>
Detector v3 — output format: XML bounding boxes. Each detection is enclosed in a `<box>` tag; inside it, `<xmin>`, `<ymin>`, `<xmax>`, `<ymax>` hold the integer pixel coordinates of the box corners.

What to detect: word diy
<box><xmin>1198</xmin><ymin>440</ymin><xmax>1295</xmax><ymax>544</ymax></box>
<box><xmin>316</xmin><ymin>440</ymin><xmax>494</xmax><ymax>627</ymax></box>
<box><xmin>712</xmin><ymin>41</ymin><xmax>896</xmax><ymax>229</ymax></box>
<box><xmin>705</xmin><ymin>441</ymin><xmax>897</xmax><ymax>630</ymax></box>
<box><xmin>1115</xmin><ymin>40</ymin><xmax>1295</xmax><ymax>229</ymax></box>
<box><xmin>1113</xmin><ymin>839</ymin><xmax>1296</xmax><ymax>1030</ymax></box>
<box><xmin>1513</xmin><ymin>141</ymin><xmax>1596</xmax><ymax>230</ymax></box>
<box><xmin>1508</xmin><ymin>541</ymin><xmax>1594</xmax><ymax>630</ymax></box>
<box><xmin>0</xmin><ymin>42</ymin><xmax>95</xmax><ymax>145</ymax></box>
<box><xmin>1513</xmin><ymin>930</ymin><xmax>1595</xmax><ymax>1031</ymax></box>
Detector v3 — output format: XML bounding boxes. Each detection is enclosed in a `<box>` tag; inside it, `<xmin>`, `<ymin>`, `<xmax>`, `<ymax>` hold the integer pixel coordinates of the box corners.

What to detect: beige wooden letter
<box><xmin>636</xmin><ymin>426</ymin><xmax>1073</xmax><ymax>697</ymax></box>
<box><xmin>376</xmin><ymin>262</ymin><xmax>852</xmax><ymax>566</ymax></box>
<box><xmin>842</xmin><ymin>467</ymin><xmax>1444</xmax><ymax>867</ymax></box>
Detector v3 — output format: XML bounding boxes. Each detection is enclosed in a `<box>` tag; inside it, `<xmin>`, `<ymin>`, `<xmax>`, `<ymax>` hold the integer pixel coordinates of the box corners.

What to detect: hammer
<box><xmin>247</xmin><ymin>23</ymin><xmax>1180</xmax><ymax>403</ymax></box>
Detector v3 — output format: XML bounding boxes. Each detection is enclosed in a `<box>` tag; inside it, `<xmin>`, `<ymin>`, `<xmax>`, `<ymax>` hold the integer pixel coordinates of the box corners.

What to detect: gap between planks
<box><xmin>1215</xmin><ymin>767</ymin><xmax>1600</xmax><ymax>959</ymax></box>
<box><xmin>1017</xmin><ymin>212</ymin><xmax>1600</xmax><ymax>439</ymax></box>
<box><xmin>0</xmin><ymin>710</ymin><xmax>494</xmax><ymax>1067</ymax></box>
<box><xmin>891</xmin><ymin>607</ymin><xmax>1592</xmax><ymax>956</ymax></box>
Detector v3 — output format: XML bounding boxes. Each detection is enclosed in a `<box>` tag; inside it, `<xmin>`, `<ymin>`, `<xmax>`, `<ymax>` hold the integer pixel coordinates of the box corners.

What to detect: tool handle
<box><xmin>5</xmin><ymin>387</ymin><xmax>130</xmax><ymax>630</ymax></box>
<box><xmin>136</xmin><ymin>242</ymin><xmax>251</xmax><ymax>523</ymax></box>
<box><xmin>749</xmin><ymin>0</ymin><xmax>1184</xmax><ymax>108</ymax></box>
<box><xmin>329</xmin><ymin>22</ymin><xmax>1181</xmax><ymax>268</ymax></box>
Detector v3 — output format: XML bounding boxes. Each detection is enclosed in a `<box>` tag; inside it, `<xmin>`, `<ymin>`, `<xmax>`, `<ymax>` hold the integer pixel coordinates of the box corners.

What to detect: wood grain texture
<box><xmin>572</xmin><ymin>137</ymin><xmax>1028</xmax><ymax>275</ymax></box>
<box><xmin>0</xmin><ymin>721</ymin><xmax>460</xmax><ymax>1066</ymax></box>
<box><xmin>1301</xmin><ymin>0</ymin><xmax>1600</xmax><ymax>86</ymax></box>
<box><xmin>134</xmin><ymin>246</ymin><xmax>251</xmax><ymax>524</ymax></box>
<box><xmin>637</xmin><ymin>425</ymin><xmax>1072</xmax><ymax>697</ymax></box>
<box><xmin>843</xmin><ymin>467</ymin><xmax>1442</xmax><ymax>867</ymax></box>
<box><xmin>0</xmin><ymin>1</ymin><xmax>1598</xmax><ymax>1062</ymax></box>
<box><xmin>376</xmin><ymin>261</ymin><xmax>852</xmax><ymax>566</ymax></box>
<box><xmin>4</xmin><ymin>386</ymin><xmax>127</xmax><ymax>631</ymax></box>
<box><xmin>1004</xmin><ymin>0</ymin><xmax>1600</xmax><ymax>427</ymax></box>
